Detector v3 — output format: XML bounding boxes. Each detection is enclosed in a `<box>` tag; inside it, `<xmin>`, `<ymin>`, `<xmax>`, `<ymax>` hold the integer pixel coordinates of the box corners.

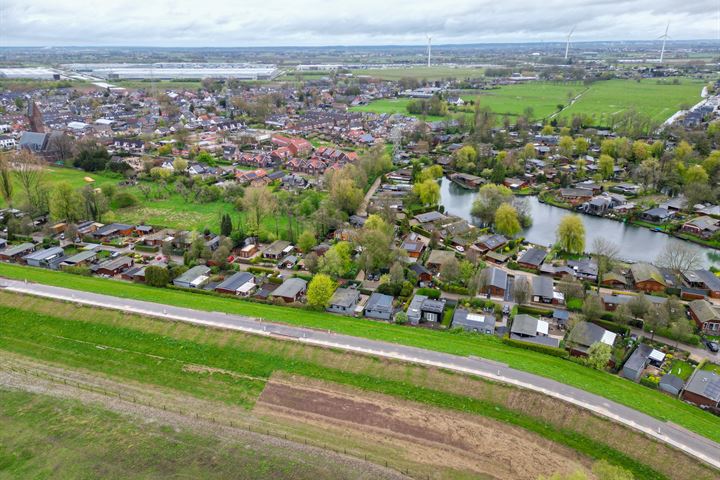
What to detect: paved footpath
<box><xmin>2</xmin><ymin>277</ymin><xmax>719</xmax><ymax>470</ymax></box>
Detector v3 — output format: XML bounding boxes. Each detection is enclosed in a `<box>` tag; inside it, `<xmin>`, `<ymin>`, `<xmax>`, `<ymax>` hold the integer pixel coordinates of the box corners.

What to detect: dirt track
<box><xmin>256</xmin><ymin>374</ymin><xmax>592</xmax><ymax>480</ymax></box>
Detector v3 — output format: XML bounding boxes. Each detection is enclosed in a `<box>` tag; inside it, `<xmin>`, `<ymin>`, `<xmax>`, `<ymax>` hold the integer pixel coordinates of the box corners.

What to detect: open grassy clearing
<box><xmin>1</xmin><ymin>294</ymin><xmax>710</xmax><ymax>479</ymax></box>
<box><xmin>356</xmin><ymin>78</ymin><xmax>703</xmax><ymax>126</ymax></box>
<box><xmin>1</xmin><ymin>273</ymin><xmax>719</xmax><ymax>451</ymax></box>
<box><xmin>352</xmin><ymin>66</ymin><xmax>484</xmax><ymax>81</ymax></box>
<box><xmin>349</xmin><ymin>98</ymin><xmax>447</xmax><ymax>121</ymax></box>
<box><xmin>1</xmin><ymin>166</ymin><xmax>298</xmax><ymax>233</ymax></box>
<box><xmin>0</xmin><ymin>388</ymin><xmax>387</xmax><ymax>480</ymax></box>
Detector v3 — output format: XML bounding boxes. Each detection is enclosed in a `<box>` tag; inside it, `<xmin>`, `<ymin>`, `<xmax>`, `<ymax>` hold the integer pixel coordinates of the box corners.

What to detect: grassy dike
<box><xmin>1</xmin><ymin>262</ymin><xmax>720</xmax><ymax>446</ymax></box>
<box><xmin>0</xmin><ymin>296</ymin><xmax>684</xmax><ymax>480</ymax></box>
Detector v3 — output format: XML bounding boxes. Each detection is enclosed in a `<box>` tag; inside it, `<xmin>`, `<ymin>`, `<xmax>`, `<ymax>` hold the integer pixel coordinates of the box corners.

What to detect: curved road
<box><xmin>2</xmin><ymin>277</ymin><xmax>719</xmax><ymax>470</ymax></box>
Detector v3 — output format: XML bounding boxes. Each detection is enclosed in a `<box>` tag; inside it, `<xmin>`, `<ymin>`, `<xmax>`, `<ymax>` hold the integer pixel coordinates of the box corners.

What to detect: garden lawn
<box><xmin>1</xmin><ymin>262</ymin><xmax>719</xmax><ymax>445</ymax></box>
<box><xmin>701</xmin><ymin>362</ymin><xmax>720</xmax><ymax>375</ymax></box>
<box><xmin>669</xmin><ymin>359</ymin><xmax>695</xmax><ymax>381</ymax></box>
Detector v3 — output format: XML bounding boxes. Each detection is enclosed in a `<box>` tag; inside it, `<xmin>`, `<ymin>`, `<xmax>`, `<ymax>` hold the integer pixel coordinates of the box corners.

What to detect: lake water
<box><xmin>439</xmin><ymin>178</ymin><xmax>719</xmax><ymax>268</ymax></box>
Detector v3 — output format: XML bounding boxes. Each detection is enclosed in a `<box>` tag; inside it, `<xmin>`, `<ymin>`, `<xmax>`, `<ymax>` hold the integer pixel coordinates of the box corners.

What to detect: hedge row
<box><xmin>502</xmin><ymin>336</ymin><xmax>570</xmax><ymax>358</ymax></box>
<box><xmin>247</xmin><ymin>266</ymin><xmax>277</xmax><ymax>275</ymax></box>
<box><xmin>591</xmin><ymin>319</ymin><xmax>630</xmax><ymax>336</ymax></box>
<box><xmin>516</xmin><ymin>305</ymin><xmax>553</xmax><ymax>317</ymax></box>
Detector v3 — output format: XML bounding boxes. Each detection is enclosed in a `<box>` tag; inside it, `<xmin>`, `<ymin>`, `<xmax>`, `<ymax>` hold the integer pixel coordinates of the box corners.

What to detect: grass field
<box><xmin>0</xmin><ymin>389</ymin><xmax>369</xmax><ymax>480</ymax></box>
<box><xmin>349</xmin><ymin>98</ymin><xmax>448</xmax><ymax>121</ymax></box>
<box><xmin>352</xmin><ymin>66</ymin><xmax>485</xmax><ymax>81</ymax></box>
<box><xmin>356</xmin><ymin>78</ymin><xmax>704</xmax><ymax>126</ymax></box>
<box><xmin>1</xmin><ymin>262</ymin><xmax>719</xmax><ymax>447</ymax></box>
<box><xmin>3</xmin><ymin>294</ymin><xmax>712</xmax><ymax>480</ymax></box>
<box><xmin>1</xmin><ymin>166</ymin><xmax>298</xmax><ymax>234</ymax></box>
<box><xmin>669</xmin><ymin>359</ymin><xmax>696</xmax><ymax>381</ymax></box>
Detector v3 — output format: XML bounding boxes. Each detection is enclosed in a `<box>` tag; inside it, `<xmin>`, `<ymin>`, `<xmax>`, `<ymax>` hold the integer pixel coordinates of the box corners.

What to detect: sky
<box><xmin>1</xmin><ymin>0</ymin><xmax>719</xmax><ymax>47</ymax></box>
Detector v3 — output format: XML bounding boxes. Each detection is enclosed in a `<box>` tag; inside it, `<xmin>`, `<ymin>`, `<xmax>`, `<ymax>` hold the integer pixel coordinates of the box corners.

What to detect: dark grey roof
<box><xmin>695</xmin><ymin>269</ymin><xmax>720</xmax><ymax>292</ymax></box>
<box><xmin>453</xmin><ymin>309</ymin><xmax>495</xmax><ymax>332</ymax></box>
<box><xmin>366</xmin><ymin>292</ymin><xmax>393</xmax><ymax>312</ymax></box>
<box><xmin>271</xmin><ymin>277</ymin><xmax>307</xmax><ymax>299</ymax></box>
<box><xmin>684</xmin><ymin>370</ymin><xmax>720</xmax><ymax>403</ymax></box>
<box><xmin>61</xmin><ymin>250</ymin><xmax>97</xmax><ymax>264</ymax></box>
<box><xmin>570</xmin><ymin>321</ymin><xmax>613</xmax><ymax>348</ymax></box>
<box><xmin>22</xmin><ymin>246</ymin><xmax>64</xmax><ymax>261</ymax></box>
<box><xmin>487</xmin><ymin>266</ymin><xmax>507</xmax><ymax>289</ymax></box>
<box><xmin>174</xmin><ymin>265</ymin><xmax>211</xmax><ymax>283</ymax></box>
<box><xmin>215</xmin><ymin>271</ymin><xmax>254</xmax><ymax>291</ymax></box>
<box><xmin>518</xmin><ymin>248</ymin><xmax>546</xmax><ymax>267</ymax></box>
<box><xmin>659</xmin><ymin>374</ymin><xmax>685</xmax><ymax>390</ymax></box>
<box><xmin>414</xmin><ymin>211</ymin><xmax>447</xmax><ymax>224</ymax></box>
<box><xmin>329</xmin><ymin>287</ymin><xmax>360</xmax><ymax>308</ymax></box>
<box><xmin>422</xmin><ymin>299</ymin><xmax>446</xmax><ymax>313</ymax></box>
<box><xmin>91</xmin><ymin>256</ymin><xmax>133</xmax><ymax>272</ymax></box>
<box><xmin>509</xmin><ymin>333</ymin><xmax>560</xmax><ymax>348</ymax></box>
<box><xmin>624</xmin><ymin>344</ymin><xmax>653</xmax><ymax>373</ymax></box>
<box><xmin>510</xmin><ymin>314</ymin><xmax>539</xmax><ymax>337</ymax></box>
<box><xmin>532</xmin><ymin>275</ymin><xmax>554</xmax><ymax>299</ymax></box>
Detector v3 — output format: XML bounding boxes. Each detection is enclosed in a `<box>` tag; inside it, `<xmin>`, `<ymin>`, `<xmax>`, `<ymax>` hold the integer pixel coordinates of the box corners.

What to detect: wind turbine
<box><xmin>564</xmin><ymin>26</ymin><xmax>576</xmax><ymax>61</ymax></box>
<box><xmin>426</xmin><ymin>34</ymin><xmax>432</xmax><ymax>67</ymax></box>
<box><xmin>658</xmin><ymin>22</ymin><xmax>670</xmax><ymax>63</ymax></box>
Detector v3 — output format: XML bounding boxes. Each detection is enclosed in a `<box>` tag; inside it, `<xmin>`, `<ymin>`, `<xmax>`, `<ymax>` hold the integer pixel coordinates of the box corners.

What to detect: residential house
<box><xmin>270</xmin><ymin>278</ymin><xmax>307</xmax><ymax>303</ymax></box>
<box><xmin>601</xmin><ymin>293</ymin><xmax>667</xmax><ymax>311</ymax></box>
<box><xmin>452</xmin><ymin>309</ymin><xmax>495</xmax><ymax>334</ymax></box>
<box><xmin>262</xmin><ymin>240</ymin><xmax>293</xmax><ymax>260</ymax></box>
<box><xmin>567</xmin><ymin>321</ymin><xmax>617</xmax><ymax>357</ymax></box>
<box><xmin>559</xmin><ymin>188</ymin><xmax>593</xmax><ymax>205</ymax></box>
<box><xmin>173</xmin><ymin>265</ymin><xmax>211</xmax><ymax>289</ymax></box>
<box><xmin>475</xmin><ymin>234</ymin><xmax>507</xmax><ymax>253</ymax></box>
<box><xmin>688</xmin><ymin>299</ymin><xmax>720</xmax><ymax>334</ymax></box>
<box><xmin>681</xmin><ymin>370</ymin><xmax>720</xmax><ymax>409</ymax></box>
<box><xmin>622</xmin><ymin>344</ymin><xmax>665</xmax><ymax>381</ymax></box>
<box><xmin>92</xmin><ymin>223</ymin><xmax>134</xmax><ymax>242</ymax></box>
<box><xmin>238</xmin><ymin>243</ymin><xmax>259</xmax><ymax>259</ymax></box>
<box><xmin>681</xmin><ymin>216</ymin><xmax>720</xmax><ymax>239</ymax></box>
<box><xmin>630</xmin><ymin>263</ymin><xmax>666</xmax><ymax>292</ymax></box>
<box><xmin>364</xmin><ymin>292</ymin><xmax>394</xmax><ymax>321</ymax></box>
<box><xmin>91</xmin><ymin>256</ymin><xmax>133</xmax><ymax>276</ymax></box>
<box><xmin>683</xmin><ymin>270</ymin><xmax>720</xmax><ymax>298</ymax></box>
<box><xmin>532</xmin><ymin>276</ymin><xmax>562</xmax><ymax>304</ymax></box>
<box><xmin>517</xmin><ymin>248</ymin><xmax>547</xmax><ymax>270</ymax></box>
<box><xmin>22</xmin><ymin>247</ymin><xmax>64</xmax><ymax>268</ymax></box>
<box><xmin>409</xmin><ymin>263</ymin><xmax>433</xmax><ymax>284</ymax></box>
<box><xmin>510</xmin><ymin>314</ymin><xmax>559</xmax><ymax>347</ymax></box>
<box><xmin>639</xmin><ymin>207</ymin><xmax>673</xmax><ymax>224</ymax></box>
<box><xmin>480</xmin><ymin>266</ymin><xmax>507</xmax><ymax>297</ymax></box>
<box><xmin>600</xmin><ymin>272</ymin><xmax>628</xmax><ymax>288</ymax></box>
<box><xmin>406</xmin><ymin>295</ymin><xmax>446</xmax><ymax>325</ymax></box>
<box><xmin>567</xmin><ymin>258</ymin><xmax>599</xmax><ymax>282</ymax></box>
<box><xmin>659</xmin><ymin>374</ymin><xmax>685</xmax><ymax>396</ymax></box>
<box><xmin>0</xmin><ymin>243</ymin><xmax>36</xmax><ymax>262</ymax></box>
<box><xmin>426</xmin><ymin>249</ymin><xmax>457</xmax><ymax>274</ymax></box>
<box><xmin>215</xmin><ymin>272</ymin><xmax>256</xmax><ymax>296</ymax></box>
<box><xmin>326</xmin><ymin>287</ymin><xmax>361</xmax><ymax>315</ymax></box>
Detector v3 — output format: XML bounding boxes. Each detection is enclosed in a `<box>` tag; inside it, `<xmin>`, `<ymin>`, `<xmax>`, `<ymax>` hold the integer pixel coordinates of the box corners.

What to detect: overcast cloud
<box><xmin>1</xmin><ymin>0</ymin><xmax>719</xmax><ymax>47</ymax></box>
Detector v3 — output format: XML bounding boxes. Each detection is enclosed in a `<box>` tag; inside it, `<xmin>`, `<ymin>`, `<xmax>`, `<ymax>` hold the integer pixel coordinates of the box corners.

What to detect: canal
<box><xmin>439</xmin><ymin>178</ymin><xmax>720</xmax><ymax>268</ymax></box>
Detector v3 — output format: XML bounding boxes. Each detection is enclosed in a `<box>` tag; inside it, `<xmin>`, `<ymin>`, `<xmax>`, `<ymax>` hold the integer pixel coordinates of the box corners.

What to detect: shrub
<box><xmin>113</xmin><ymin>192</ymin><xmax>138</xmax><ymax>208</ymax></box>
<box><xmin>640</xmin><ymin>375</ymin><xmax>660</xmax><ymax>389</ymax></box>
<box><xmin>516</xmin><ymin>305</ymin><xmax>553</xmax><ymax>317</ymax></box>
<box><xmin>502</xmin><ymin>336</ymin><xmax>570</xmax><ymax>358</ymax></box>
<box><xmin>145</xmin><ymin>265</ymin><xmax>170</xmax><ymax>287</ymax></box>
<box><xmin>247</xmin><ymin>266</ymin><xmax>276</xmax><ymax>275</ymax></box>
<box><xmin>590</xmin><ymin>319</ymin><xmax>630</xmax><ymax>336</ymax></box>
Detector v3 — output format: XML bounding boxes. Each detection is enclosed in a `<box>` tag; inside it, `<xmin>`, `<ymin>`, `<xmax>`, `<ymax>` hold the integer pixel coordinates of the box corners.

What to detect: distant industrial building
<box><xmin>62</xmin><ymin>63</ymin><xmax>281</xmax><ymax>80</ymax></box>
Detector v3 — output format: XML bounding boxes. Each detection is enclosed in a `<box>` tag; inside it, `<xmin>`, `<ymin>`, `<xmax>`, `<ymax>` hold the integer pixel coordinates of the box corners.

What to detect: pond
<box><xmin>439</xmin><ymin>178</ymin><xmax>720</xmax><ymax>268</ymax></box>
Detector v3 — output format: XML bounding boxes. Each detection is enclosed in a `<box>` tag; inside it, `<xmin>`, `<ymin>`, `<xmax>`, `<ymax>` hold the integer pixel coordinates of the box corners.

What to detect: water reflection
<box><xmin>439</xmin><ymin>178</ymin><xmax>718</xmax><ymax>267</ymax></box>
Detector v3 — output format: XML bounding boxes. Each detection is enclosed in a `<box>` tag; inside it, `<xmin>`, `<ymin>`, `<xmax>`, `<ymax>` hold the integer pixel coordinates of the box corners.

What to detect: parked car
<box><xmin>705</xmin><ymin>339</ymin><xmax>719</xmax><ymax>353</ymax></box>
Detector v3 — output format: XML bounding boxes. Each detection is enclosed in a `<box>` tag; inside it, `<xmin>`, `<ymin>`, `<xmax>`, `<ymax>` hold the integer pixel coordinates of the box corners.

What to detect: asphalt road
<box><xmin>2</xmin><ymin>277</ymin><xmax>719</xmax><ymax>470</ymax></box>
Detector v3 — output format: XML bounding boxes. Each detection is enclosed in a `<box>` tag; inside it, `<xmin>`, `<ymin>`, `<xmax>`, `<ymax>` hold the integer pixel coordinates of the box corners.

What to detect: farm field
<box><xmin>1</xmin><ymin>262</ymin><xmax>720</xmax><ymax>448</ymax></box>
<box><xmin>352</xmin><ymin>66</ymin><xmax>484</xmax><ymax>81</ymax></box>
<box><xmin>2</xmin><ymin>293</ymin><xmax>715</xmax><ymax>480</ymax></box>
<box><xmin>356</xmin><ymin>78</ymin><xmax>704</xmax><ymax>126</ymax></box>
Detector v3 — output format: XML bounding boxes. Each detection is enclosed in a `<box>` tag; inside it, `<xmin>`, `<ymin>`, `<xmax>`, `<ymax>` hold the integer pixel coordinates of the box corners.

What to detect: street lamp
<box><xmin>650</xmin><ymin>330</ymin><xmax>655</xmax><ymax>342</ymax></box>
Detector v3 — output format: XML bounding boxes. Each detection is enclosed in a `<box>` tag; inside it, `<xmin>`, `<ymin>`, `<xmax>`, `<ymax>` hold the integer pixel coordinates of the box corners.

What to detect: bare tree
<box><xmin>591</xmin><ymin>237</ymin><xmax>620</xmax><ymax>283</ymax></box>
<box><xmin>47</xmin><ymin>133</ymin><xmax>76</xmax><ymax>164</ymax></box>
<box><xmin>513</xmin><ymin>276</ymin><xmax>531</xmax><ymax>305</ymax></box>
<box><xmin>13</xmin><ymin>150</ymin><xmax>45</xmax><ymax>210</ymax></box>
<box><xmin>656</xmin><ymin>243</ymin><xmax>702</xmax><ymax>275</ymax></box>
<box><xmin>0</xmin><ymin>154</ymin><xmax>13</xmax><ymax>207</ymax></box>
